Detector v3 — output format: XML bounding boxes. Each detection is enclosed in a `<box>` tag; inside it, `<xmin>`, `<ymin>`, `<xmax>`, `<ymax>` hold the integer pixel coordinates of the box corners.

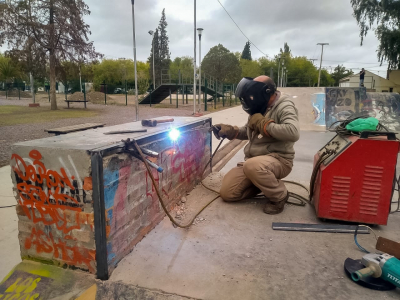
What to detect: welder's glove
<box><xmin>248</xmin><ymin>113</ymin><xmax>275</xmax><ymax>137</ymax></box>
<box><xmin>211</xmin><ymin>124</ymin><xmax>239</xmax><ymax>140</ymax></box>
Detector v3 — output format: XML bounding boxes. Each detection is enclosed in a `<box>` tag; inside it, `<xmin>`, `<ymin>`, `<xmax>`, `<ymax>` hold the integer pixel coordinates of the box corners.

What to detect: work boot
<box><xmin>263</xmin><ymin>193</ymin><xmax>289</xmax><ymax>215</ymax></box>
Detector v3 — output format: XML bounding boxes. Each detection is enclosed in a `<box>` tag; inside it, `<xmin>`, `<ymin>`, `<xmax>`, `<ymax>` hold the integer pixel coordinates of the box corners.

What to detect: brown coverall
<box><xmin>220</xmin><ymin>92</ymin><xmax>300</xmax><ymax>203</ymax></box>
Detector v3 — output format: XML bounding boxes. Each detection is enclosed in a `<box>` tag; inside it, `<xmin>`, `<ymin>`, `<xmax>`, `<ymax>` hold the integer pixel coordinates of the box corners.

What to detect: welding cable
<box><xmin>132</xmin><ymin>139</ymin><xmax>224</xmax><ymax>229</ymax></box>
<box><xmin>354</xmin><ymin>225</ymin><xmax>378</xmax><ymax>253</ymax></box>
<box><xmin>328</xmin><ymin>115</ymin><xmax>389</xmax><ymax>136</ymax></box>
<box><xmin>0</xmin><ymin>204</ymin><xmax>17</xmax><ymax>209</ymax></box>
<box><xmin>390</xmin><ymin>173</ymin><xmax>400</xmax><ymax>214</ymax></box>
<box><xmin>309</xmin><ymin>152</ymin><xmax>334</xmax><ymax>201</ymax></box>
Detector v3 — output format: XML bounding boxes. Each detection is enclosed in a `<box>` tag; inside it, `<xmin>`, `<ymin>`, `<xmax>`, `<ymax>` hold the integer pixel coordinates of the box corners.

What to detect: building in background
<box><xmin>339</xmin><ymin>70</ymin><xmax>400</xmax><ymax>93</ymax></box>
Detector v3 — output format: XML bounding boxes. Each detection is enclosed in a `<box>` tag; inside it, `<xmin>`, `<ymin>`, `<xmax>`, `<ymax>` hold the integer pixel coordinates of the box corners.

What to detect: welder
<box><xmin>212</xmin><ymin>76</ymin><xmax>300</xmax><ymax>214</ymax></box>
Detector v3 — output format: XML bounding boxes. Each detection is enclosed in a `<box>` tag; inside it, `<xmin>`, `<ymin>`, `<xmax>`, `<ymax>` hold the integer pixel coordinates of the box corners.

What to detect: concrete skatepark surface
<box><xmin>1</xmin><ymin>98</ymin><xmax>400</xmax><ymax>299</ymax></box>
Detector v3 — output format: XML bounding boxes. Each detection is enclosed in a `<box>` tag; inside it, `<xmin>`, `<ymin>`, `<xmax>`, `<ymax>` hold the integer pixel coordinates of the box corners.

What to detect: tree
<box><xmin>259</xmin><ymin>57</ymin><xmax>278</xmax><ymax>81</ymax></box>
<box><xmin>0</xmin><ymin>0</ymin><xmax>101</xmax><ymax>110</ymax></box>
<box><xmin>158</xmin><ymin>9</ymin><xmax>170</xmax><ymax>70</ymax></box>
<box><xmin>241</xmin><ymin>41</ymin><xmax>252</xmax><ymax>60</ymax></box>
<box><xmin>351</xmin><ymin>0</ymin><xmax>400</xmax><ymax>69</ymax></box>
<box><xmin>240</xmin><ymin>59</ymin><xmax>261</xmax><ymax>78</ymax></box>
<box><xmin>201</xmin><ymin>44</ymin><xmax>242</xmax><ymax>83</ymax></box>
<box><xmin>149</xmin><ymin>9</ymin><xmax>171</xmax><ymax>86</ymax></box>
<box><xmin>0</xmin><ymin>54</ymin><xmax>21</xmax><ymax>89</ymax></box>
<box><xmin>169</xmin><ymin>56</ymin><xmax>194</xmax><ymax>82</ymax></box>
<box><xmin>330</xmin><ymin>65</ymin><xmax>354</xmax><ymax>86</ymax></box>
<box><xmin>149</xmin><ymin>29</ymin><xmax>161</xmax><ymax>86</ymax></box>
<box><xmin>285</xmin><ymin>56</ymin><xmax>317</xmax><ymax>87</ymax></box>
<box><xmin>93</xmin><ymin>59</ymin><xmax>149</xmax><ymax>93</ymax></box>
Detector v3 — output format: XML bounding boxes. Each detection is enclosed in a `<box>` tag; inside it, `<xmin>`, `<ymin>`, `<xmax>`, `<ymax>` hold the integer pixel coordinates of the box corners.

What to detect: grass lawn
<box><xmin>0</xmin><ymin>106</ymin><xmax>99</xmax><ymax>126</ymax></box>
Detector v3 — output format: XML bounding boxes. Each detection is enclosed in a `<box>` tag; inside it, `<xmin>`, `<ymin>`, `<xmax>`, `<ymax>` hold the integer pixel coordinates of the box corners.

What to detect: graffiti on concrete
<box><xmin>0</xmin><ymin>270</ymin><xmax>52</xmax><ymax>300</ymax></box>
<box><xmin>103</xmin><ymin>128</ymin><xmax>210</xmax><ymax>268</ymax></box>
<box><xmin>311</xmin><ymin>93</ymin><xmax>326</xmax><ymax>125</ymax></box>
<box><xmin>11</xmin><ymin>150</ymin><xmax>95</xmax><ymax>272</ymax></box>
<box><xmin>325</xmin><ymin>87</ymin><xmax>400</xmax><ymax>132</ymax></box>
<box><xmin>24</xmin><ymin>228</ymin><xmax>96</xmax><ymax>273</ymax></box>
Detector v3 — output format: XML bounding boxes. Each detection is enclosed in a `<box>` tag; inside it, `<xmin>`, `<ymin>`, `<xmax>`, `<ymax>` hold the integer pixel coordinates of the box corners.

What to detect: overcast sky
<box><xmin>2</xmin><ymin>0</ymin><xmax>388</xmax><ymax>76</ymax></box>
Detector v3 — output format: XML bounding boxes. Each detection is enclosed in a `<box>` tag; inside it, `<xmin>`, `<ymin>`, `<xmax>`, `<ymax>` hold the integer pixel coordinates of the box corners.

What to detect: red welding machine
<box><xmin>311</xmin><ymin>131</ymin><xmax>399</xmax><ymax>225</ymax></box>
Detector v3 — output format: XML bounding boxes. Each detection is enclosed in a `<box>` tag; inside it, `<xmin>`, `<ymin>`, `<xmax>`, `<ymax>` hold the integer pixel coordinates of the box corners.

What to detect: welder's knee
<box><xmin>243</xmin><ymin>157</ymin><xmax>266</xmax><ymax>178</ymax></box>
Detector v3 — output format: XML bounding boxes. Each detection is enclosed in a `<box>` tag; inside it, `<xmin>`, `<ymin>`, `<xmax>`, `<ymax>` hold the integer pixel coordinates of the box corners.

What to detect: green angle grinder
<box><xmin>345</xmin><ymin>253</ymin><xmax>400</xmax><ymax>290</ymax></box>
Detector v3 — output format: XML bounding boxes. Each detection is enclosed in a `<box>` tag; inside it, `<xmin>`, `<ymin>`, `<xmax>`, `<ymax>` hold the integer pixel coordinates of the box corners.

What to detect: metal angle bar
<box><xmin>91</xmin><ymin>153</ymin><xmax>109</xmax><ymax>280</ymax></box>
<box><xmin>272</xmin><ymin>223</ymin><xmax>370</xmax><ymax>234</ymax></box>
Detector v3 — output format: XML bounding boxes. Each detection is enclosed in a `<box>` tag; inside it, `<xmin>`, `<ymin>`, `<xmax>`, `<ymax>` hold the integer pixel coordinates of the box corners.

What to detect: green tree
<box><xmin>319</xmin><ymin>69</ymin><xmax>335</xmax><ymax>87</ymax></box>
<box><xmin>149</xmin><ymin>29</ymin><xmax>161</xmax><ymax>86</ymax></box>
<box><xmin>93</xmin><ymin>59</ymin><xmax>148</xmax><ymax>93</ymax></box>
<box><xmin>258</xmin><ymin>57</ymin><xmax>278</xmax><ymax>81</ymax></box>
<box><xmin>0</xmin><ymin>54</ymin><xmax>21</xmax><ymax>89</ymax></box>
<box><xmin>201</xmin><ymin>44</ymin><xmax>242</xmax><ymax>83</ymax></box>
<box><xmin>351</xmin><ymin>0</ymin><xmax>400</xmax><ymax>69</ymax></box>
<box><xmin>169</xmin><ymin>56</ymin><xmax>194</xmax><ymax>82</ymax></box>
<box><xmin>285</xmin><ymin>56</ymin><xmax>317</xmax><ymax>87</ymax></box>
<box><xmin>330</xmin><ymin>65</ymin><xmax>354</xmax><ymax>86</ymax></box>
<box><xmin>158</xmin><ymin>9</ymin><xmax>170</xmax><ymax>70</ymax></box>
<box><xmin>149</xmin><ymin>9</ymin><xmax>171</xmax><ymax>86</ymax></box>
<box><xmin>0</xmin><ymin>0</ymin><xmax>101</xmax><ymax>110</ymax></box>
<box><xmin>240</xmin><ymin>59</ymin><xmax>261</xmax><ymax>78</ymax></box>
<box><xmin>241</xmin><ymin>41</ymin><xmax>252</xmax><ymax>60</ymax></box>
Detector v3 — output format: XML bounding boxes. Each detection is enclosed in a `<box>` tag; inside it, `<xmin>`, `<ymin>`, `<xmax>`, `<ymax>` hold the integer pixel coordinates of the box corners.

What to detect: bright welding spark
<box><xmin>169</xmin><ymin>128</ymin><xmax>180</xmax><ymax>141</ymax></box>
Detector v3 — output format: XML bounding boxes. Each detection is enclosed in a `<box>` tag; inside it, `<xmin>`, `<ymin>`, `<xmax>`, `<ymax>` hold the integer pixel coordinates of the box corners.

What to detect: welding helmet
<box><xmin>235</xmin><ymin>77</ymin><xmax>276</xmax><ymax>115</ymax></box>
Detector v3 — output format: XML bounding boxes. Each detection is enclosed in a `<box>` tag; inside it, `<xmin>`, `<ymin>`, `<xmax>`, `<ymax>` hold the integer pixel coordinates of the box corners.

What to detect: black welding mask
<box><xmin>235</xmin><ymin>77</ymin><xmax>276</xmax><ymax>115</ymax></box>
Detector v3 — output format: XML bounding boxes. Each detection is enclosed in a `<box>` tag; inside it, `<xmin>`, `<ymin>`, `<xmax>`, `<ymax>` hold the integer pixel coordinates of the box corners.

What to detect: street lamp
<box><xmin>148</xmin><ymin>30</ymin><xmax>156</xmax><ymax>92</ymax></box>
<box><xmin>197</xmin><ymin>28</ymin><xmax>203</xmax><ymax>108</ymax></box>
<box><xmin>131</xmin><ymin>0</ymin><xmax>139</xmax><ymax>121</ymax></box>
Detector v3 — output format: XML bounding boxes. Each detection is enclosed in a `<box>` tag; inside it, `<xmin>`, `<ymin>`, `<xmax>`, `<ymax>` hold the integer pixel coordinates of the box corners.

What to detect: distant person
<box><xmin>211</xmin><ymin>76</ymin><xmax>300</xmax><ymax>215</ymax></box>
<box><xmin>360</xmin><ymin>68</ymin><xmax>365</xmax><ymax>87</ymax></box>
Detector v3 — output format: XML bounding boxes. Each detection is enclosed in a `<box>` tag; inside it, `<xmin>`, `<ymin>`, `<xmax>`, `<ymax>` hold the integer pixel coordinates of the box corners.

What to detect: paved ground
<box><xmin>1</xmin><ymin>103</ymin><xmax>400</xmax><ymax>299</ymax></box>
<box><xmin>110</xmin><ymin>130</ymin><xmax>400</xmax><ymax>300</ymax></box>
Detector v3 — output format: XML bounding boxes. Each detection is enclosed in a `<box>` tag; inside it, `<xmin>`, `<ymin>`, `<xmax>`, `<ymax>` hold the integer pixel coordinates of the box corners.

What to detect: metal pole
<box><xmin>152</xmin><ymin>38</ymin><xmax>156</xmax><ymax>90</ymax></box>
<box><xmin>125</xmin><ymin>80</ymin><xmax>128</xmax><ymax>105</ymax></box>
<box><xmin>193</xmin><ymin>0</ymin><xmax>197</xmax><ymax>114</ymax></box>
<box><xmin>204</xmin><ymin>78</ymin><xmax>207</xmax><ymax>111</ymax></box>
<box><xmin>30</xmin><ymin>72</ymin><xmax>35</xmax><ymax>103</ymax></box>
<box><xmin>317</xmin><ymin>43</ymin><xmax>329</xmax><ymax>87</ymax></box>
<box><xmin>79</xmin><ymin>65</ymin><xmax>82</xmax><ymax>92</ymax></box>
<box><xmin>198</xmin><ymin>30</ymin><xmax>202</xmax><ymax>109</ymax></box>
<box><xmin>131</xmin><ymin>0</ymin><xmax>139</xmax><ymax>121</ymax></box>
<box><xmin>277</xmin><ymin>56</ymin><xmax>281</xmax><ymax>88</ymax></box>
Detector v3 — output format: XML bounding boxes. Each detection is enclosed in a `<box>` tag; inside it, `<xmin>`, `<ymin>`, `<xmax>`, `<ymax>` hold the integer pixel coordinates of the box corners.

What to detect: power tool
<box><xmin>351</xmin><ymin>253</ymin><xmax>400</xmax><ymax>289</ymax></box>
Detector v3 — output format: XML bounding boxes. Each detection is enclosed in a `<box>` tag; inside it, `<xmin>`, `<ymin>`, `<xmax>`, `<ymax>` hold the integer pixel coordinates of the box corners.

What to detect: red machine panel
<box><xmin>312</xmin><ymin>133</ymin><xmax>399</xmax><ymax>225</ymax></box>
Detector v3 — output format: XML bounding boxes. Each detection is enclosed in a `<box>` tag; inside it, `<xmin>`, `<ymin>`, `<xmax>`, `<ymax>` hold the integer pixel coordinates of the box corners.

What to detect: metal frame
<box><xmin>91</xmin><ymin>153</ymin><xmax>109</xmax><ymax>280</ymax></box>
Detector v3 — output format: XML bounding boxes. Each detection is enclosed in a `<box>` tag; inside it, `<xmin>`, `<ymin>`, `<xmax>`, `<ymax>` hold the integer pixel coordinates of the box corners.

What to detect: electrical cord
<box><xmin>0</xmin><ymin>204</ymin><xmax>17</xmax><ymax>208</ymax></box>
<box><xmin>328</xmin><ymin>115</ymin><xmax>389</xmax><ymax>136</ymax></box>
<box><xmin>132</xmin><ymin>139</ymin><xmax>224</xmax><ymax>229</ymax></box>
<box><xmin>354</xmin><ymin>225</ymin><xmax>379</xmax><ymax>253</ymax></box>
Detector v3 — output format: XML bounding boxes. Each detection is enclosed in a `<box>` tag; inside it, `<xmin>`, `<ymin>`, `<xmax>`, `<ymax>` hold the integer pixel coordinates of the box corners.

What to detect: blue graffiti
<box><xmin>103</xmin><ymin>169</ymin><xmax>119</xmax><ymax>210</ymax></box>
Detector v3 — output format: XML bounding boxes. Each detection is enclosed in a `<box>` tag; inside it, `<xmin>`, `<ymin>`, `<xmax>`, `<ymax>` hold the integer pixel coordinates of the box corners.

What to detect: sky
<box><xmin>2</xmin><ymin>0</ymin><xmax>389</xmax><ymax>76</ymax></box>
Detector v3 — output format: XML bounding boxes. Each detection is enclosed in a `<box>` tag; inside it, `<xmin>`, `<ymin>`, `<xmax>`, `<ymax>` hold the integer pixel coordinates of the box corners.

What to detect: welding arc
<box><xmin>133</xmin><ymin>140</ymin><xmax>223</xmax><ymax>228</ymax></box>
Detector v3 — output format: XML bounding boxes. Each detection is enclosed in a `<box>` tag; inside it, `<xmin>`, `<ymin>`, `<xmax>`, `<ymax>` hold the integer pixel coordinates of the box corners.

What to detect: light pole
<box><xmin>317</xmin><ymin>43</ymin><xmax>329</xmax><ymax>87</ymax></box>
<box><xmin>193</xmin><ymin>0</ymin><xmax>197</xmax><ymax>114</ymax></box>
<box><xmin>277</xmin><ymin>55</ymin><xmax>281</xmax><ymax>87</ymax></box>
<box><xmin>131</xmin><ymin>0</ymin><xmax>139</xmax><ymax>121</ymax></box>
<box><xmin>197</xmin><ymin>28</ymin><xmax>203</xmax><ymax>108</ymax></box>
<box><xmin>280</xmin><ymin>61</ymin><xmax>285</xmax><ymax>87</ymax></box>
<box><xmin>148</xmin><ymin>30</ymin><xmax>156</xmax><ymax>91</ymax></box>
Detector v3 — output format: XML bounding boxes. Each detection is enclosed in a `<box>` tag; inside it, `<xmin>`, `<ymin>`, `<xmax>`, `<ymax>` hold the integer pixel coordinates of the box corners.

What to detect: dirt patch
<box><xmin>69</xmin><ymin>91</ymin><xmax>117</xmax><ymax>105</ymax></box>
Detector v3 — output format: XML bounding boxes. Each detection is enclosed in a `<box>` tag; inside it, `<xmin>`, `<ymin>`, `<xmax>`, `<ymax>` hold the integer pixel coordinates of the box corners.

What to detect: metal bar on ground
<box><xmin>272</xmin><ymin>223</ymin><xmax>370</xmax><ymax>234</ymax></box>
